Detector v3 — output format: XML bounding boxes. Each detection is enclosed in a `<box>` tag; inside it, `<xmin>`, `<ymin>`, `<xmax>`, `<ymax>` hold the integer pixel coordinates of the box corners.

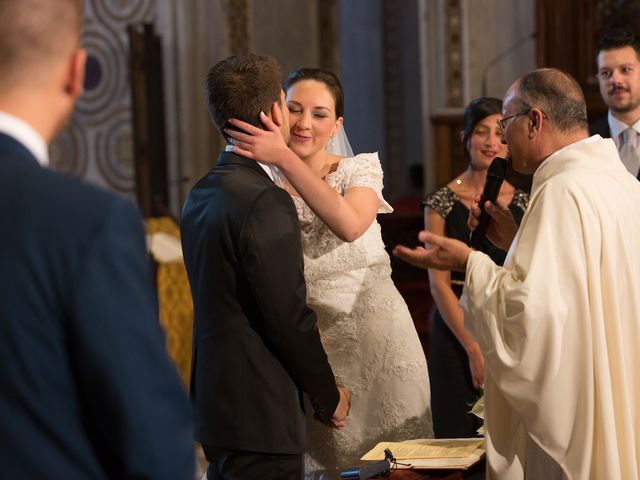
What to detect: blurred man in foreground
<box><xmin>0</xmin><ymin>1</ymin><xmax>194</xmax><ymax>478</ymax></box>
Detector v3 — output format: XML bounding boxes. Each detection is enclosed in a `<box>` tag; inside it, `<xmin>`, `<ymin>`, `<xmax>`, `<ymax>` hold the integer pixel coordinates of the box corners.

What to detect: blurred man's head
<box><xmin>0</xmin><ymin>0</ymin><xmax>86</xmax><ymax>140</ymax></box>
<box><xmin>500</xmin><ymin>68</ymin><xmax>588</xmax><ymax>174</ymax></box>
<box><xmin>205</xmin><ymin>53</ymin><xmax>289</xmax><ymax>145</ymax></box>
<box><xmin>596</xmin><ymin>28</ymin><xmax>640</xmax><ymax>121</ymax></box>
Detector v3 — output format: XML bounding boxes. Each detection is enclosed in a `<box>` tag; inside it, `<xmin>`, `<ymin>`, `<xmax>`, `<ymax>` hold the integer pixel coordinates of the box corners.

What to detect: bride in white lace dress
<box><xmin>226</xmin><ymin>68</ymin><xmax>432</xmax><ymax>479</ymax></box>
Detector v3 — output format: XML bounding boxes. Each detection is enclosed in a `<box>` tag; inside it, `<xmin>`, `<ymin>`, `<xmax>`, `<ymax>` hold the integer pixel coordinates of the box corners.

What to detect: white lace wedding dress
<box><xmin>280</xmin><ymin>153</ymin><xmax>433</xmax><ymax>480</ymax></box>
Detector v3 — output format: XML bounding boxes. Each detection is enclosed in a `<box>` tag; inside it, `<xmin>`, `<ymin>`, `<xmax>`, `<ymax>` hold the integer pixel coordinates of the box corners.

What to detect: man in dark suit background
<box><xmin>0</xmin><ymin>1</ymin><xmax>195</xmax><ymax>478</ymax></box>
<box><xmin>180</xmin><ymin>54</ymin><xmax>350</xmax><ymax>480</ymax></box>
<box><xmin>591</xmin><ymin>28</ymin><xmax>640</xmax><ymax>179</ymax></box>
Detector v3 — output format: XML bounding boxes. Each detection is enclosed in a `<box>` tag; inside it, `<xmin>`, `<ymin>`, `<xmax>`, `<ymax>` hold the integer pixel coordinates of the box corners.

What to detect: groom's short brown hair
<box><xmin>205</xmin><ymin>53</ymin><xmax>282</xmax><ymax>140</ymax></box>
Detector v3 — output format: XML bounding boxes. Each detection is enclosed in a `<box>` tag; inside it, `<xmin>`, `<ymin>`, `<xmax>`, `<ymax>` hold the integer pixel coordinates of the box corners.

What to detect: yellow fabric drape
<box><xmin>144</xmin><ymin>217</ymin><xmax>193</xmax><ymax>388</ymax></box>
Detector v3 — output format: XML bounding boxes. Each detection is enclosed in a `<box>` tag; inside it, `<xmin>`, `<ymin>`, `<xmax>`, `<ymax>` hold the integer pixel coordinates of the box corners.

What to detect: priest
<box><xmin>394</xmin><ymin>68</ymin><xmax>640</xmax><ymax>479</ymax></box>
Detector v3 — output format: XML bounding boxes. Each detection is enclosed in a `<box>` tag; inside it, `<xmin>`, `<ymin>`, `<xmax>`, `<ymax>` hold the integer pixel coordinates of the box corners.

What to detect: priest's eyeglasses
<box><xmin>497</xmin><ymin>108</ymin><xmax>548</xmax><ymax>135</ymax></box>
<box><xmin>497</xmin><ymin>108</ymin><xmax>531</xmax><ymax>134</ymax></box>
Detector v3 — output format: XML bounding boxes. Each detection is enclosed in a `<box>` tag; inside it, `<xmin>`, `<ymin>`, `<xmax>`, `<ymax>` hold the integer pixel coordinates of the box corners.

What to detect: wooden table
<box><xmin>372</xmin><ymin>458</ymin><xmax>485</xmax><ymax>479</ymax></box>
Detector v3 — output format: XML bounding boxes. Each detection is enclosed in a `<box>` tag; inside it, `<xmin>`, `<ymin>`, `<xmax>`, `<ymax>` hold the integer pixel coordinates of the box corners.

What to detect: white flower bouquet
<box><xmin>470</xmin><ymin>393</ymin><xmax>485</xmax><ymax>436</ymax></box>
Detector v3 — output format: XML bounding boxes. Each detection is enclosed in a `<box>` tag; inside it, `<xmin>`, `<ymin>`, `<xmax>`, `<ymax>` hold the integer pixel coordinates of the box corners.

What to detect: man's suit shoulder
<box><xmin>0</xmin><ymin>140</ymin><xmax>108</xmax><ymax>210</ymax></box>
<box><xmin>38</xmin><ymin>166</ymin><xmax>126</xmax><ymax>210</ymax></box>
<box><xmin>589</xmin><ymin>116</ymin><xmax>610</xmax><ymax>138</ymax></box>
<box><xmin>7</xmin><ymin>161</ymin><xmax>143</xmax><ymax>257</ymax></box>
<box><xmin>36</xmin><ymin>164</ymin><xmax>135</xmax><ymax>219</ymax></box>
<box><xmin>194</xmin><ymin>161</ymin><xmax>295</xmax><ymax>213</ymax></box>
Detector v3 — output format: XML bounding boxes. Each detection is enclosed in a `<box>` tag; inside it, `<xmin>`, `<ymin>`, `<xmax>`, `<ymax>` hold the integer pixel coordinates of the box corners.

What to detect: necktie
<box><xmin>619</xmin><ymin>128</ymin><xmax>640</xmax><ymax>176</ymax></box>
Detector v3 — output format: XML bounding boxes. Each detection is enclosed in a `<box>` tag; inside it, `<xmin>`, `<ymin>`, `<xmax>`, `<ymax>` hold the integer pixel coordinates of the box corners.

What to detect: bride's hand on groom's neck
<box><xmin>224</xmin><ymin>113</ymin><xmax>290</xmax><ymax>167</ymax></box>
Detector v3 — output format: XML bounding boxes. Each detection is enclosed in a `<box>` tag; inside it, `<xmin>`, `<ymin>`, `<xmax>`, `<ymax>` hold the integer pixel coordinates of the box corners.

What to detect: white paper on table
<box><xmin>360</xmin><ymin>438</ymin><xmax>485</xmax><ymax>470</ymax></box>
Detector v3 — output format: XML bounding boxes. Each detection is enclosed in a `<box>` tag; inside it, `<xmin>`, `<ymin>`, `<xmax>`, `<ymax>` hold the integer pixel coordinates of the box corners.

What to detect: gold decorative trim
<box><xmin>228</xmin><ymin>0</ymin><xmax>251</xmax><ymax>55</ymax></box>
<box><xmin>444</xmin><ymin>0</ymin><xmax>463</xmax><ymax>108</ymax></box>
<box><xmin>317</xmin><ymin>0</ymin><xmax>339</xmax><ymax>72</ymax></box>
<box><xmin>383</xmin><ymin>0</ymin><xmax>403</xmax><ymax>196</ymax></box>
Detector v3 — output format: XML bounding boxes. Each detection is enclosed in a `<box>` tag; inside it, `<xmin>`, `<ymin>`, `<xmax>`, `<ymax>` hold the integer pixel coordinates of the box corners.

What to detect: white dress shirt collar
<box><xmin>608</xmin><ymin>110</ymin><xmax>640</xmax><ymax>149</ymax></box>
<box><xmin>0</xmin><ymin>111</ymin><xmax>49</xmax><ymax>166</ymax></box>
<box><xmin>225</xmin><ymin>144</ymin><xmax>274</xmax><ymax>181</ymax></box>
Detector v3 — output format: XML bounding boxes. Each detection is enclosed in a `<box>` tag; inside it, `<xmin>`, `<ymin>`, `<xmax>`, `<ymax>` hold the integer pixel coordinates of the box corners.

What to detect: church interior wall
<box><xmin>48</xmin><ymin>0</ymin><xmax>563</xmax><ymax>215</ymax></box>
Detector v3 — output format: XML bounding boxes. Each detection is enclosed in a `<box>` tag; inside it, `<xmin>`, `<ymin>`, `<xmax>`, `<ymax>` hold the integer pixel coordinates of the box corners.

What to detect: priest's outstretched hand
<box><xmin>393</xmin><ymin>231</ymin><xmax>472</xmax><ymax>272</ymax></box>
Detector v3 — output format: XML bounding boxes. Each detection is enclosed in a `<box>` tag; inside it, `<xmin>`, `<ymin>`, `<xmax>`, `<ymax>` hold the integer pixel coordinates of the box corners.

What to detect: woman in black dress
<box><xmin>424</xmin><ymin>97</ymin><xmax>529</xmax><ymax>438</ymax></box>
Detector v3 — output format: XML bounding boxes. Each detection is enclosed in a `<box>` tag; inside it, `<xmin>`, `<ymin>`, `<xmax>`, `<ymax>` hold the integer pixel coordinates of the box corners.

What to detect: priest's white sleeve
<box><xmin>458</xmin><ymin>137</ymin><xmax>640</xmax><ymax>479</ymax></box>
<box><xmin>459</xmin><ymin>179</ymin><xmax>593</xmax><ymax>477</ymax></box>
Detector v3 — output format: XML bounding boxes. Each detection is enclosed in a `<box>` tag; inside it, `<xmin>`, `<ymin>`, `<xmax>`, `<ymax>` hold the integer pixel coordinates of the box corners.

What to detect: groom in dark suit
<box><xmin>181</xmin><ymin>54</ymin><xmax>350</xmax><ymax>480</ymax></box>
<box><xmin>0</xmin><ymin>1</ymin><xmax>194</xmax><ymax>478</ymax></box>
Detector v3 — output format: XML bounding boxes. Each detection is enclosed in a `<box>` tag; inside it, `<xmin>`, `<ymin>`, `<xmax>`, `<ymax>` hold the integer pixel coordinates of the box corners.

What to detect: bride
<box><xmin>226</xmin><ymin>67</ymin><xmax>432</xmax><ymax>479</ymax></box>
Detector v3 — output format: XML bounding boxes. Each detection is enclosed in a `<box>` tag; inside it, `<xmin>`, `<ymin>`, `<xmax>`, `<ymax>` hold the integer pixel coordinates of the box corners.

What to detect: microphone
<box><xmin>340</xmin><ymin>459</ymin><xmax>390</xmax><ymax>479</ymax></box>
<box><xmin>469</xmin><ymin>157</ymin><xmax>507</xmax><ymax>250</ymax></box>
<box><xmin>340</xmin><ymin>447</ymin><xmax>402</xmax><ymax>479</ymax></box>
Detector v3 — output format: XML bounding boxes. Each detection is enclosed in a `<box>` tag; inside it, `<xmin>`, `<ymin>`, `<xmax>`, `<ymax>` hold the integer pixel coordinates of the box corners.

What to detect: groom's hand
<box><xmin>328</xmin><ymin>386</ymin><xmax>351</xmax><ymax>429</ymax></box>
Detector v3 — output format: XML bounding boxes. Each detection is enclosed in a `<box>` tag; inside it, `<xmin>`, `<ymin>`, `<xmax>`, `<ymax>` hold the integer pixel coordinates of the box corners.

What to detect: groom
<box><xmin>181</xmin><ymin>53</ymin><xmax>350</xmax><ymax>480</ymax></box>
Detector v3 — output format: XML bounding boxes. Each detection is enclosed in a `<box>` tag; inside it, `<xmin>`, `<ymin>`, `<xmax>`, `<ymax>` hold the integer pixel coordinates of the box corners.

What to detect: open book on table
<box><xmin>360</xmin><ymin>438</ymin><xmax>485</xmax><ymax>470</ymax></box>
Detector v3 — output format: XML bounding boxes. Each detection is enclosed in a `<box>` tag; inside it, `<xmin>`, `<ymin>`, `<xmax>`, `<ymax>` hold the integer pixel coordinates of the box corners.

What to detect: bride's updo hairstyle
<box><xmin>284</xmin><ymin>68</ymin><xmax>345</xmax><ymax>118</ymax></box>
<box><xmin>461</xmin><ymin>97</ymin><xmax>502</xmax><ymax>163</ymax></box>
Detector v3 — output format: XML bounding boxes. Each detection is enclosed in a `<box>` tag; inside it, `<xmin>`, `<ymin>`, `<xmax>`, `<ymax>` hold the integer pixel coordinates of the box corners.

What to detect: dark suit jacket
<box><xmin>589</xmin><ymin>115</ymin><xmax>611</xmax><ymax>138</ymax></box>
<box><xmin>0</xmin><ymin>133</ymin><xmax>194</xmax><ymax>479</ymax></box>
<box><xmin>181</xmin><ymin>152</ymin><xmax>339</xmax><ymax>456</ymax></box>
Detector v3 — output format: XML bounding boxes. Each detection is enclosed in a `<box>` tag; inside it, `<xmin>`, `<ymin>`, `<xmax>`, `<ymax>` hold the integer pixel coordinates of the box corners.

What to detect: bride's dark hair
<box><xmin>284</xmin><ymin>68</ymin><xmax>345</xmax><ymax>118</ymax></box>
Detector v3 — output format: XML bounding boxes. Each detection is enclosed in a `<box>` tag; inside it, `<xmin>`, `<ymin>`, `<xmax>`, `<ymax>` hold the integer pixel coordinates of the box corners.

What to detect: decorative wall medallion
<box><xmin>93</xmin><ymin>0</ymin><xmax>154</xmax><ymax>23</ymax></box>
<box><xmin>95</xmin><ymin>107</ymin><xmax>135</xmax><ymax>192</ymax></box>
<box><xmin>75</xmin><ymin>20</ymin><xmax>127</xmax><ymax>126</ymax></box>
<box><xmin>49</xmin><ymin>0</ymin><xmax>156</xmax><ymax>195</ymax></box>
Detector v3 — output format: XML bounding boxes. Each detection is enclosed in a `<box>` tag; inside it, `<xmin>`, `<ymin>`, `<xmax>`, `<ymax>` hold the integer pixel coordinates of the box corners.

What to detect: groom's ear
<box><xmin>269</xmin><ymin>101</ymin><xmax>283</xmax><ymax>128</ymax></box>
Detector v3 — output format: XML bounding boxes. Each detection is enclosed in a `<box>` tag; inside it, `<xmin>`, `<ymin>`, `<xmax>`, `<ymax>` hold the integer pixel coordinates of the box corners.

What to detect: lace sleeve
<box><xmin>423</xmin><ymin>187</ymin><xmax>456</xmax><ymax>218</ymax></box>
<box><xmin>511</xmin><ymin>189</ymin><xmax>530</xmax><ymax>212</ymax></box>
<box><xmin>340</xmin><ymin>152</ymin><xmax>393</xmax><ymax>214</ymax></box>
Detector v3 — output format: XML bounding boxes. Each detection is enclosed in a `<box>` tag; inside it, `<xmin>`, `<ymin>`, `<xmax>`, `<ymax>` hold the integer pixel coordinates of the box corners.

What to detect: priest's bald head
<box><xmin>500</xmin><ymin>68</ymin><xmax>590</xmax><ymax>174</ymax></box>
<box><xmin>0</xmin><ymin>0</ymin><xmax>86</xmax><ymax>142</ymax></box>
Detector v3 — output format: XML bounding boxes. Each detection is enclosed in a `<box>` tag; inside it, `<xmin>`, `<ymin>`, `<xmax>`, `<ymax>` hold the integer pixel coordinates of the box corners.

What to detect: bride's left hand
<box><xmin>224</xmin><ymin>112</ymin><xmax>289</xmax><ymax>167</ymax></box>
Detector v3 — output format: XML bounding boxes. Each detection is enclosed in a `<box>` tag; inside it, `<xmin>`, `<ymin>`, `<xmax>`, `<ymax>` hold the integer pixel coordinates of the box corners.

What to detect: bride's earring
<box><xmin>330</xmin><ymin>135</ymin><xmax>335</xmax><ymax>147</ymax></box>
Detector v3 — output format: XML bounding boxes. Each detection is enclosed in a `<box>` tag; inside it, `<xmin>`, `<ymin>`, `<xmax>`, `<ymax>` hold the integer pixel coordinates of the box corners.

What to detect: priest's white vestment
<box><xmin>461</xmin><ymin>136</ymin><xmax>640</xmax><ymax>479</ymax></box>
